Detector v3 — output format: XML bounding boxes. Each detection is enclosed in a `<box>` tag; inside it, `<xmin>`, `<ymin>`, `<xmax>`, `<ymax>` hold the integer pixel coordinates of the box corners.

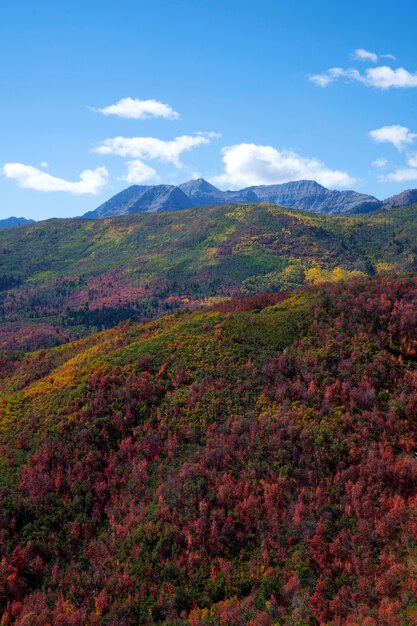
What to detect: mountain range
<box><xmin>2</xmin><ymin>181</ymin><xmax>417</xmax><ymax>224</ymax></box>
<box><xmin>0</xmin><ymin>216</ymin><xmax>35</xmax><ymax>229</ymax></box>
<box><xmin>82</xmin><ymin>178</ymin><xmax>417</xmax><ymax>218</ymax></box>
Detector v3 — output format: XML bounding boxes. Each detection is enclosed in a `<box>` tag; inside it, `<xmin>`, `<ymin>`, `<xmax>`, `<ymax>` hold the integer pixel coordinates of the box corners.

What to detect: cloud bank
<box><xmin>368</xmin><ymin>125</ymin><xmax>417</xmax><ymax>183</ymax></box>
<box><xmin>310</xmin><ymin>49</ymin><xmax>416</xmax><ymax>90</ymax></box>
<box><xmin>212</xmin><ymin>143</ymin><xmax>354</xmax><ymax>189</ymax></box>
<box><xmin>94</xmin><ymin>133</ymin><xmax>218</xmax><ymax>167</ymax></box>
<box><xmin>311</xmin><ymin>66</ymin><xmax>417</xmax><ymax>89</ymax></box>
<box><xmin>2</xmin><ymin>163</ymin><xmax>108</xmax><ymax>194</ymax></box>
<box><xmin>380</xmin><ymin>153</ymin><xmax>417</xmax><ymax>183</ymax></box>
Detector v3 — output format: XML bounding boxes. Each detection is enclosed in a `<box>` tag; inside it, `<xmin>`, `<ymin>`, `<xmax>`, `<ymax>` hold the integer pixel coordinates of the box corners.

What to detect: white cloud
<box><xmin>310</xmin><ymin>67</ymin><xmax>347</xmax><ymax>87</ymax></box>
<box><xmin>93</xmin><ymin>97</ymin><xmax>179</xmax><ymax>120</ymax></box>
<box><xmin>381</xmin><ymin>167</ymin><xmax>417</xmax><ymax>183</ymax></box>
<box><xmin>310</xmin><ymin>65</ymin><xmax>417</xmax><ymax>90</ymax></box>
<box><xmin>211</xmin><ymin>143</ymin><xmax>354</xmax><ymax>189</ymax></box>
<box><xmin>379</xmin><ymin>153</ymin><xmax>417</xmax><ymax>182</ymax></box>
<box><xmin>94</xmin><ymin>133</ymin><xmax>217</xmax><ymax>167</ymax></box>
<box><xmin>371</xmin><ymin>158</ymin><xmax>388</xmax><ymax>168</ymax></box>
<box><xmin>121</xmin><ymin>160</ymin><xmax>158</xmax><ymax>184</ymax></box>
<box><xmin>407</xmin><ymin>153</ymin><xmax>417</xmax><ymax>168</ymax></box>
<box><xmin>2</xmin><ymin>163</ymin><xmax>108</xmax><ymax>194</ymax></box>
<box><xmin>382</xmin><ymin>53</ymin><xmax>396</xmax><ymax>60</ymax></box>
<box><xmin>353</xmin><ymin>48</ymin><xmax>378</xmax><ymax>63</ymax></box>
<box><xmin>369</xmin><ymin>125</ymin><xmax>417</xmax><ymax>151</ymax></box>
<box><xmin>364</xmin><ymin>66</ymin><xmax>417</xmax><ymax>89</ymax></box>
<box><xmin>40</xmin><ymin>161</ymin><xmax>48</xmax><ymax>168</ymax></box>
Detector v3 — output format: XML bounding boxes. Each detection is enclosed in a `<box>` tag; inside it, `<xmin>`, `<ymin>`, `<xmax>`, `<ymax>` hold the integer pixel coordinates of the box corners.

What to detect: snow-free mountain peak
<box><xmin>82</xmin><ymin>178</ymin><xmax>417</xmax><ymax>219</ymax></box>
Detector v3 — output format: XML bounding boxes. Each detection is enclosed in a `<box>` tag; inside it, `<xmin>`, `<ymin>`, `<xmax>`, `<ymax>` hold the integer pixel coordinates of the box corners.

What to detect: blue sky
<box><xmin>2</xmin><ymin>0</ymin><xmax>417</xmax><ymax>220</ymax></box>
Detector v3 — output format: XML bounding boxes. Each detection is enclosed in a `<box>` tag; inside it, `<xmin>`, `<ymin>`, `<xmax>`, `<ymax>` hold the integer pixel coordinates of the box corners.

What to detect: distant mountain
<box><xmin>83</xmin><ymin>178</ymin><xmax>387</xmax><ymax>218</ymax></box>
<box><xmin>179</xmin><ymin>178</ymin><xmax>386</xmax><ymax>214</ymax></box>
<box><xmin>180</xmin><ymin>179</ymin><xmax>384</xmax><ymax>213</ymax></box>
<box><xmin>0</xmin><ymin>216</ymin><xmax>35</xmax><ymax>229</ymax></box>
<box><xmin>238</xmin><ymin>180</ymin><xmax>382</xmax><ymax>214</ymax></box>
<box><xmin>83</xmin><ymin>184</ymin><xmax>193</xmax><ymax>218</ymax></box>
<box><xmin>178</xmin><ymin>178</ymin><xmax>259</xmax><ymax>206</ymax></box>
<box><xmin>383</xmin><ymin>188</ymin><xmax>417</xmax><ymax>209</ymax></box>
<box><xmin>178</xmin><ymin>178</ymin><xmax>230</xmax><ymax>205</ymax></box>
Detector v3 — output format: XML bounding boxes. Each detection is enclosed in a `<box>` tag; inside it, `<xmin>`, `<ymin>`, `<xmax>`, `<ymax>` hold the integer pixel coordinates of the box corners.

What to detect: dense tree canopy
<box><xmin>0</xmin><ymin>274</ymin><xmax>417</xmax><ymax>624</ymax></box>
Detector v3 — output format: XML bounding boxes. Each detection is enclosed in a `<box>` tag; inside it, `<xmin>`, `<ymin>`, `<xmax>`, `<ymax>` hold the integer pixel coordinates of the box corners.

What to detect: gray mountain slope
<box><xmin>83</xmin><ymin>185</ymin><xmax>193</xmax><ymax>218</ymax></box>
<box><xmin>383</xmin><ymin>189</ymin><xmax>417</xmax><ymax>209</ymax></box>
<box><xmin>83</xmin><ymin>178</ymin><xmax>417</xmax><ymax>219</ymax></box>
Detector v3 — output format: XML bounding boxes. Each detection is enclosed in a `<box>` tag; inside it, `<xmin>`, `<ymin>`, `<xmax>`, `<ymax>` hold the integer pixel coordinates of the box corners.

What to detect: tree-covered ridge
<box><xmin>1</xmin><ymin>202</ymin><xmax>417</xmax><ymax>350</ymax></box>
<box><xmin>1</xmin><ymin>274</ymin><xmax>417</xmax><ymax>624</ymax></box>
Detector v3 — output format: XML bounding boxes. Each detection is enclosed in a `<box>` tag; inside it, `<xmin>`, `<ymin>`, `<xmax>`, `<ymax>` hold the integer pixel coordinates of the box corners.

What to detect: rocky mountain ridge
<box><xmin>83</xmin><ymin>178</ymin><xmax>417</xmax><ymax>218</ymax></box>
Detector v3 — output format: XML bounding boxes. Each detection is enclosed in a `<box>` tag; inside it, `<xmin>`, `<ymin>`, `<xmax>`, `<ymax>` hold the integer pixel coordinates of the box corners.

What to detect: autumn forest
<box><xmin>0</xmin><ymin>201</ymin><xmax>417</xmax><ymax>624</ymax></box>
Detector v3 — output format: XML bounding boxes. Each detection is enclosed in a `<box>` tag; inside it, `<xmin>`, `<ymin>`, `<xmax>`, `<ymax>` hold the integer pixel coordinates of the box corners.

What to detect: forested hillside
<box><xmin>1</xmin><ymin>202</ymin><xmax>417</xmax><ymax>350</ymax></box>
<box><xmin>1</xmin><ymin>274</ymin><xmax>417</xmax><ymax>624</ymax></box>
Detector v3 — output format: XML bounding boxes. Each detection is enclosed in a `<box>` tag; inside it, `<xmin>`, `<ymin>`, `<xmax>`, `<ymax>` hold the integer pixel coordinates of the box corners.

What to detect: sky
<box><xmin>1</xmin><ymin>0</ymin><xmax>417</xmax><ymax>220</ymax></box>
